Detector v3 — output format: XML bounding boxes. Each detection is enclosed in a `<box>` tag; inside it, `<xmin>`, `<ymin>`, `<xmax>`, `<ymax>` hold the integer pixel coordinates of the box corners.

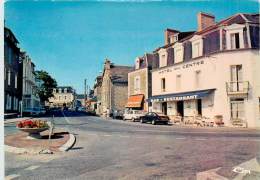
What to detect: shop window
<box><xmin>161</xmin><ymin>78</ymin><xmax>166</xmax><ymax>92</ymax></box>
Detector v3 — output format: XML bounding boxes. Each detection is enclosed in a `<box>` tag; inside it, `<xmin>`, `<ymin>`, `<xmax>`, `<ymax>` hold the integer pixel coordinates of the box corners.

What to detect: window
<box><xmin>134</xmin><ymin>76</ymin><xmax>140</xmax><ymax>94</ymax></box>
<box><xmin>135</xmin><ymin>59</ymin><xmax>140</xmax><ymax>69</ymax></box>
<box><xmin>59</xmin><ymin>88</ymin><xmax>62</xmax><ymax>93</ymax></box>
<box><xmin>8</xmin><ymin>71</ymin><xmax>11</xmax><ymax>86</ymax></box>
<box><xmin>193</xmin><ymin>43</ymin><xmax>200</xmax><ymax>58</ymax></box>
<box><xmin>195</xmin><ymin>70</ymin><xmax>201</xmax><ymax>88</ymax></box>
<box><xmin>161</xmin><ymin>78</ymin><xmax>166</xmax><ymax>92</ymax></box>
<box><xmin>174</xmin><ymin>47</ymin><xmax>183</xmax><ymax>63</ymax></box>
<box><xmin>191</xmin><ymin>35</ymin><xmax>203</xmax><ymax>58</ymax></box>
<box><xmin>15</xmin><ymin>74</ymin><xmax>17</xmax><ymax>89</ymax></box>
<box><xmin>231</xmin><ymin>33</ymin><xmax>240</xmax><ymax>49</ymax></box>
<box><xmin>64</xmin><ymin>88</ymin><xmax>67</xmax><ymax>93</ymax></box>
<box><xmin>230</xmin><ymin>65</ymin><xmax>243</xmax><ymax>91</ymax></box>
<box><xmin>176</xmin><ymin>75</ymin><xmax>181</xmax><ymax>90</ymax></box>
<box><xmin>53</xmin><ymin>89</ymin><xmax>56</xmax><ymax>93</ymax></box>
<box><xmin>4</xmin><ymin>68</ymin><xmax>6</xmax><ymax>80</ymax></box>
<box><xmin>64</xmin><ymin>96</ymin><xmax>67</xmax><ymax>100</ymax></box>
<box><xmin>159</xmin><ymin>53</ymin><xmax>167</xmax><ymax>68</ymax></box>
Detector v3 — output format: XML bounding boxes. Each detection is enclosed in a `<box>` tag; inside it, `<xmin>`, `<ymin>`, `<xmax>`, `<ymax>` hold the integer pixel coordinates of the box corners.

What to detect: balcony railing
<box><xmin>226</xmin><ymin>81</ymin><xmax>249</xmax><ymax>95</ymax></box>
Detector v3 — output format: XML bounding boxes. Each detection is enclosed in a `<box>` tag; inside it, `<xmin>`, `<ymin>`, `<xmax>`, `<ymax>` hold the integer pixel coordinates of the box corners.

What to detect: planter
<box><xmin>214</xmin><ymin>115</ymin><xmax>224</xmax><ymax>126</ymax></box>
<box><xmin>17</xmin><ymin>127</ymin><xmax>49</xmax><ymax>139</ymax></box>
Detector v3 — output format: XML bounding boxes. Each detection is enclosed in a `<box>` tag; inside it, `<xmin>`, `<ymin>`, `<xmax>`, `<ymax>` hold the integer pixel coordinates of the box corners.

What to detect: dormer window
<box><xmin>59</xmin><ymin>88</ymin><xmax>62</xmax><ymax>93</ymax></box>
<box><xmin>191</xmin><ymin>35</ymin><xmax>203</xmax><ymax>58</ymax></box>
<box><xmin>135</xmin><ymin>58</ymin><xmax>140</xmax><ymax>70</ymax></box>
<box><xmin>159</xmin><ymin>49</ymin><xmax>167</xmax><ymax>68</ymax></box>
<box><xmin>64</xmin><ymin>88</ymin><xmax>67</xmax><ymax>93</ymax></box>
<box><xmin>225</xmin><ymin>24</ymin><xmax>245</xmax><ymax>50</ymax></box>
<box><xmin>174</xmin><ymin>43</ymin><xmax>184</xmax><ymax>63</ymax></box>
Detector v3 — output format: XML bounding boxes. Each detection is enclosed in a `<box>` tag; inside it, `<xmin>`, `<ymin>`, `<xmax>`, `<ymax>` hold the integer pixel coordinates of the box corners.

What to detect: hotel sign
<box><xmin>158</xmin><ymin>60</ymin><xmax>204</xmax><ymax>74</ymax></box>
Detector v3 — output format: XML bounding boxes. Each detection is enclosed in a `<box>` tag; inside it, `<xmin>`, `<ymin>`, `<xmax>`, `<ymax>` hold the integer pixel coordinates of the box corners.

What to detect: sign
<box><xmin>151</xmin><ymin>95</ymin><xmax>198</xmax><ymax>102</ymax></box>
<box><xmin>158</xmin><ymin>60</ymin><xmax>205</xmax><ymax>74</ymax></box>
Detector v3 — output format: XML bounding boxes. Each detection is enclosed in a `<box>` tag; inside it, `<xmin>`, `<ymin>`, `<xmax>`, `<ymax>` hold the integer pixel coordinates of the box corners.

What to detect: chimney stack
<box><xmin>164</xmin><ymin>29</ymin><xmax>179</xmax><ymax>45</ymax></box>
<box><xmin>197</xmin><ymin>12</ymin><xmax>215</xmax><ymax>31</ymax></box>
<box><xmin>104</xmin><ymin>59</ymin><xmax>111</xmax><ymax>70</ymax></box>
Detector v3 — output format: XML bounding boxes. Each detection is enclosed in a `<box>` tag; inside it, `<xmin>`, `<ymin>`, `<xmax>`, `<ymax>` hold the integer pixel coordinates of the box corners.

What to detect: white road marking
<box><xmin>119</xmin><ymin>135</ymin><xmax>129</xmax><ymax>138</ymax></box>
<box><xmin>175</xmin><ymin>137</ymin><xmax>186</xmax><ymax>140</ymax></box>
<box><xmin>61</xmin><ymin>111</ymin><xmax>71</xmax><ymax>124</ymax></box>
<box><xmin>250</xmin><ymin>139</ymin><xmax>260</xmax><ymax>142</ymax></box>
<box><xmin>5</xmin><ymin>174</ymin><xmax>20</xmax><ymax>180</ymax></box>
<box><xmin>195</xmin><ymin>138</ymin><xmax>207</xmax><ymax>141</ymax></box>
<box><xmin>24</xmin><ymin>165</ymin><xmax>40</xmax><ymax>171</ymax></box>
<box><xmin>103</xmin><ymin>134</ymin><xmax>112</xmax><ymax>137</ymax></box>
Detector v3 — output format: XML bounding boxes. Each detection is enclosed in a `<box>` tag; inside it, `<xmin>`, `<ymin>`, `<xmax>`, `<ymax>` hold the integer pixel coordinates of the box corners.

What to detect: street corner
<box><xmin>4</xmin><ymin>130</ymin><xmax>76</xmax><ymax>155</ymax></box>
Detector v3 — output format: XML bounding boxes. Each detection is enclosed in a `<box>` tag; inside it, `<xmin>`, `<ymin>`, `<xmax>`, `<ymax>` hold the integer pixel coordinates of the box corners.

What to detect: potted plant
<box><xmin>17</xmin><ymin>119</ymin><xmax>49</xmax><ymax>139</ymax></box>
<box><xmin>214</xmin><ymin>115</ymin><xmax>224</xmax><ymax>126</ymax></box>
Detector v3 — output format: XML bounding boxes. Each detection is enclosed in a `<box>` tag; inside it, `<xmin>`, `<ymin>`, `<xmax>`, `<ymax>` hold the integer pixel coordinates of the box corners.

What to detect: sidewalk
<box><xmin>4</xmin><ymin>117</ymin><xmax>33</xmax><ymax>124</ymax></box>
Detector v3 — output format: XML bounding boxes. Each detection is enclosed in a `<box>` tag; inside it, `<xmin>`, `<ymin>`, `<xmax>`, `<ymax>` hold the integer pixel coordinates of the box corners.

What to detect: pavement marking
<box><xmin>195</xmin><ymin>138</ymin><xmax>207</xmax><ymax>141</ymax></box>
<box><xmin>119</xmin><ymin>135</ymin><xmax>129</xmax><ymax>138</ymax></box>
<box><xmin>24</xmin><ymin>165</ymin><xmax>40</xmax><ymax>171</ymax></box>
<box><xmin>5</xmin><ymin>174</ymin><xmax>20</xmax><ymax>180</ymax></box>
<box><xmin>103</xmin><ymin>134</ymin><xmax>112</xmax><ymax>137</ymax></box>
<box><xmin>250</xmin><ymin>139</ymin><xmax>260</xmax><ymax>142</ymax></box>
<box><xmin>61</xmin><ymin>111</ymin><xmax>71</xmax><ymax>124</ymax></box>
<box><xmin>175</xmin><ymin>137</ymin><xmax>186</xmax><ymax>140</ymax></box>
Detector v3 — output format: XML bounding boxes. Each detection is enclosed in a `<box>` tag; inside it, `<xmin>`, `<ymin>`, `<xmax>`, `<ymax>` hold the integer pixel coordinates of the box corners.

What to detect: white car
<box><xmin>123</xmin><ymin>110</ymin><xmax>145</xmax><ymax>122</ymax></box>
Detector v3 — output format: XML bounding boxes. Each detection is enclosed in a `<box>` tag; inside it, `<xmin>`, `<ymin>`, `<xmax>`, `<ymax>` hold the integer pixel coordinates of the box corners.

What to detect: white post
<box><xmin>20</xmin><ymin>101</ymin><xmax>23</xmax><ymax>117</ymax></box>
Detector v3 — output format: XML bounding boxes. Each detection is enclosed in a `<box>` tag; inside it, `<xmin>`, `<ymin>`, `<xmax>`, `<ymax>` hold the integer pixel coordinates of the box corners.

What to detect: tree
<box><xmin>35</xmin><ymin>70</ymin><xmax>57</xmax><ymax>103</ymax></box>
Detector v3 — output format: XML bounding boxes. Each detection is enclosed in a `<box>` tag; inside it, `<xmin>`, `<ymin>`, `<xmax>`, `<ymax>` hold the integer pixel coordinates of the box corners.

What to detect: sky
<box><xmin>4</xmin><ymin>0</ymin><xmax>259</xmax><ymax>94</ymax></box>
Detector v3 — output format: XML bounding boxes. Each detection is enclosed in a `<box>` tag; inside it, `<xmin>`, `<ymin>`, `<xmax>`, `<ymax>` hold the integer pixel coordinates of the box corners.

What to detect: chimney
<box><xmin>164</xmin><ymin>29</ymin><xmax>179</xmax><ymax>45</ymax></box>
<box><xmin>197</xmin><ymin>12</ymin><xmax>215</xmax><ymax>31</ymax></box>
<box><xmin>104</xmin><ymin>59</ymin><xmax>111</xmax><ymax>70</ymax></box>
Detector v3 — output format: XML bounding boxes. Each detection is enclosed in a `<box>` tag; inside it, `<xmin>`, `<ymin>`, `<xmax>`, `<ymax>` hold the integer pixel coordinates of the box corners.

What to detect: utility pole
<box><xmin>84</xmin><ymin>79</ymin><xmax>87</xmax><ymax>107</ymax></box>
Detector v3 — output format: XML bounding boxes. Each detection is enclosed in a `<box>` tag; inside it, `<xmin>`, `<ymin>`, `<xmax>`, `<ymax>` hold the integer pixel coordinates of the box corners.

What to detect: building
<box><xmin>4</xmin><ymin>27</ymin><xmax>22</xmax><ymax>114</ymax></box>
<box><xmin>48</xmin><ymin>86</ymin><xmax>76</xmax><ymax>108</ymax></box>
<box><xmin>75</xmin><ymin>94</ymin><xmax>85</xmax><ymax>107</ymax></box>
<box><xmin>126</xmin><ymin>53</ymin><xmax>158</xmax><ymax>112</ymax></box>
<box><xmin>100</xmin><ymin>60</ymin><xmax>133</xmax><ymax>116</ymax></box>
<box><xmin>93</xmin><ymin>76</ymin><xmax>102</xmax><ymax>115</ymax></box>
<box><xmin>149</xmin><ymin>12</ymin><xmax>260</xmax><ymax>128</ymax></box>
<box><xmin>20</xmin><ymin>52</ymin><xmax>41</xmax><ymax>110</ymax></box>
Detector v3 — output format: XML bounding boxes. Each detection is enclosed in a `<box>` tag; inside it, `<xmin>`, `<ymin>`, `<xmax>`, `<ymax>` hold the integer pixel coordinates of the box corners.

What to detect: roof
<box><xmin>4</xmin><ymin>27</ymin><xmax>19</xmax><ymax>44</ymax></box>
<box><xmin>110</xmin><ymin>65</ymin><xmax>133</xmax><ymax>83</ymax></box>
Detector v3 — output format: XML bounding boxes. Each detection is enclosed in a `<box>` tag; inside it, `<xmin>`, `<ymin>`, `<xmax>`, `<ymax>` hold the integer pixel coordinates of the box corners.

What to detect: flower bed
<box><xmin>17</xmin><ymin>119</ymin><xmax>49</xmax><ymax>129</ymax></box>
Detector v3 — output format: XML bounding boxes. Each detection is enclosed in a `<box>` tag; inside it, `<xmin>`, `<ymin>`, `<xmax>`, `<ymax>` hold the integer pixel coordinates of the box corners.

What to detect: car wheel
<box><xmin>152</xmin><ymin>120</ymin><xmax>156</xmax><ymax>125</ymax></box>
<box><xmin>164</xmin><ymin>122</ymin><xmax>168</xmax><ymax>125</ymax></box>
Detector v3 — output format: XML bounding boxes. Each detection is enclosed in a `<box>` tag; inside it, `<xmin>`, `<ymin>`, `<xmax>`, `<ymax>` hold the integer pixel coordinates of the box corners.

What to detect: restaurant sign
<box><xmin>151</xmin><ymin>95</ymin><xmax>198</xmax><ymax>102</ymax></box>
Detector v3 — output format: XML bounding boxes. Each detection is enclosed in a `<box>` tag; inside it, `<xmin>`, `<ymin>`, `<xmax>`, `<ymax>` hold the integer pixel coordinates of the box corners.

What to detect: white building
<box><xmin>21</xmin><ymin>52</ymin><xmax>41</xmax><ymax>110</ymax></box>
<box><xmin>150</xmin><ymin>12</ymin><xmax>260</xmax><ymax>128</ymax></box>
<box><xmin>48</xmin><ymin>86</ymin><xmax>75</xmax><ymax>108</ymax></box>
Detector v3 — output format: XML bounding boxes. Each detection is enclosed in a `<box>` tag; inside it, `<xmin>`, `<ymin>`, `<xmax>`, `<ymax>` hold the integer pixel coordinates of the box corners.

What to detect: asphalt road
<box><xmin>5</xmin><ymin>111</ymin><xmax>260</xmax><ymax>179</ymax></box>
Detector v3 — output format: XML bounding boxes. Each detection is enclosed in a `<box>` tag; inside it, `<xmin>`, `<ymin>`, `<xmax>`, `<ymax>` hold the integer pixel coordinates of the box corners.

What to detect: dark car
<box><xmin>140</xmin><ymin>112</ymin><xmax>170</xmax><ymax>125</ymax></box>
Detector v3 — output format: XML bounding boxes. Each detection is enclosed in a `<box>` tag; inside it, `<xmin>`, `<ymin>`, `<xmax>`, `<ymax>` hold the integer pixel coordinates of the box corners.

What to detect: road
<box><xmin>5</xmin><ymin>111</ymin><xmax>260</xmax><ymax>179</ymax></box>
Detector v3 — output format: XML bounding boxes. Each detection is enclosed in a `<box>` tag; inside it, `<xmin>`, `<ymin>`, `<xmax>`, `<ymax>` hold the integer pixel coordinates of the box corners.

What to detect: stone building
<box><xmin>20</xmin><ymin>52</ymin><xmax>41</xmax><ymax>111</ymax></box>
<box><xmin>4</xmin><ymin>27</ymin><xmax>22</xmax><ymax>114</ymax></box>
<box><xmin>126</xmin><ymin>53</ymin><xmax>158</xmax><ymax>112</ymax></box>
<box><xmin>93</xmin><ymin>76</ymin><xmax>102</xmax><ymax>115</ymax></box>
<box><xmin>48</xmin><ymin>86</ymin><xmax>75</xmax><ymax>108</ymax></box>
<box><xmin>149</xmin><ymin>12</ymin><xmax>260</xmax><ymax>128</ymax></box>
<box><xmin>100</xmin><ymin>60</ymin><xmax>133</xmax><ymax>116</ymax></box>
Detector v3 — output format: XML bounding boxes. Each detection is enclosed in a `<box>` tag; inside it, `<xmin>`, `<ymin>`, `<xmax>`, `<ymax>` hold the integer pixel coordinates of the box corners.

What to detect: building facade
<box><xmin>93</xmin><ymin>76</ymin><xmax>102</xmax><ymax>115</ymax></box>
<box><xmin>48</xmin><ymin>86</ymin><xmax>75</xmax><ymax>108</ymax></box>
<box><xmin>127</xmin><ymin>53</ymin><xmax>159</xmax><ymax>112</ymax></box>
<box><xmin>149</xmin><ymin>12</ymin><xmax>260</xmax><ymax>128</ymax></box>
<box><xmin>100</xmin><ymin>60</ymin><xmax>133</xmax><ymax>116</ymax></box>
<box><xmin>20</xmin><ymin>52</ymin><xmax>41</xmax><ymax>110</ymax></box>
<box><xmin>4</xmin><ymin>27</ymin><xmax>22</xmax><ymax>114</ymax></box>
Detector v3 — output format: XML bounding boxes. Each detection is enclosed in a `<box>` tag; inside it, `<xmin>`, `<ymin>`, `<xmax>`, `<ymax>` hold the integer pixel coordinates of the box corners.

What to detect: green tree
<box><xmin>35</xmin><ymin>70</ymin><xmax>57</xmax><ymax>102</ymax></box>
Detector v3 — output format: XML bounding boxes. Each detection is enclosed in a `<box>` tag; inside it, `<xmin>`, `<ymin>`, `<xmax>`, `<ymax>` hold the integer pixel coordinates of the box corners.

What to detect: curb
<box><xmin>59</xmin><ymin>133</ymin><xmax>76</xmax><ymax>152</ymax></box>
<box><xmin>5</xmin><ymin>133</ymin><xmax>76</xmax><ymax>154</ymax></box>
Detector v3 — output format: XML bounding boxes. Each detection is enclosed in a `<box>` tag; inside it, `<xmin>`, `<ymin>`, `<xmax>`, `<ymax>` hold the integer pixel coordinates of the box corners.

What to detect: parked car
<box><xmin>40</xmin><ymin>108</ymin><xmax>46</xmax><ymax>115</ymax></box>
<box><xmin>140</xmin><ymin>112</ymin><xmax>170</xmax><ymax>125</ymax></box>
<box><xmin>78</xmin><ymin>107</ymin><xmax>87</xmax><ymax>112</ymax></box>
<box><xmin>23</xmin><ymin>108</ymin><xmax>41</xmax><ymax>116</ymax></box>
<box><xmin>123</xmin><ymin>110</ymin><xmax>145</xmax><ymax>121</ymax></box>
<box><xmin>112</xmin><ymin>110</ymin><xmax>124</xmax><ymax>119</ymax></box>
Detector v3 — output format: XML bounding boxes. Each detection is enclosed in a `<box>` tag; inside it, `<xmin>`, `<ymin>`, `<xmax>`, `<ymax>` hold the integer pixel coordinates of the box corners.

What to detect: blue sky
<box><xmin>5</xmin><ymin>0</ymin><xmax>259</xmax><ymax>94</ymax></box>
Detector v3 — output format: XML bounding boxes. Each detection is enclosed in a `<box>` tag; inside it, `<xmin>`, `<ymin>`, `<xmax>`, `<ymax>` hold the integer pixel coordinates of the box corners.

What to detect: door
<box><xmin>177</xmin><ymin>101</ymin><xmax>184</xmax><ymax>117</ymax></box>
<box><xmin>230</xmin><ymin>99</ymin><xmax>244</xmax><ymax>120</ymax></box>
<box><xmin>230</xmin><ymin>65</ymin><xmax>243</xmax><ymax>92</ymax></box>
<box><xmin>197</xmin><ymin>99</ymin><xmax>202</xmax><ymax>116</ymax></box>
<box><xmin>162</xmin><ymin>102</ymin><xmax>167</xmax><ymax>115</ymax></box>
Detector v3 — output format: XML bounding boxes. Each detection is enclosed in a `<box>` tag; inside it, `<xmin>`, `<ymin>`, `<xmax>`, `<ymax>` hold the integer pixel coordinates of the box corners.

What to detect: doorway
<box><xmin>162</xmin><ymin>102</ymin><xmax>167</xmax><ymax>115</ymax></box>
<box><xmin>176</xmin><ymin>101</ymin><xmax>184</xmax><ymax>117</ymax></box>
<box><xmin>197</xmin><ymin>99</ymin><xmax>202</xmax><ymax>116</ymax></box>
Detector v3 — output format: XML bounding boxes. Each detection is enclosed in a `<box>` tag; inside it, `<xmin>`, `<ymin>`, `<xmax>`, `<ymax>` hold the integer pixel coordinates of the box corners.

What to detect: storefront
<box><xmin>125</xmin><ymin>94</ymin><xmax>144</xmax><ymax>110</ymax></box>
<box><xmin>149</xmin><ymin>89</ymin><xmax>215</xmax><ymax>117</ymax></box>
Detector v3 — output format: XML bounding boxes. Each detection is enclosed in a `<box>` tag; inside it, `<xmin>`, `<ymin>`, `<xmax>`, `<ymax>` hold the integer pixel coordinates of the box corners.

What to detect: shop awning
<box><xmin>125</xmin><ymin>94</ymin><xmax>144</xmax><ymax>108</ymax></box>
<box><xmin>147</xmin><ymin>89</ymin><xmax>215</xmax><ymax>102</ymax></box>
